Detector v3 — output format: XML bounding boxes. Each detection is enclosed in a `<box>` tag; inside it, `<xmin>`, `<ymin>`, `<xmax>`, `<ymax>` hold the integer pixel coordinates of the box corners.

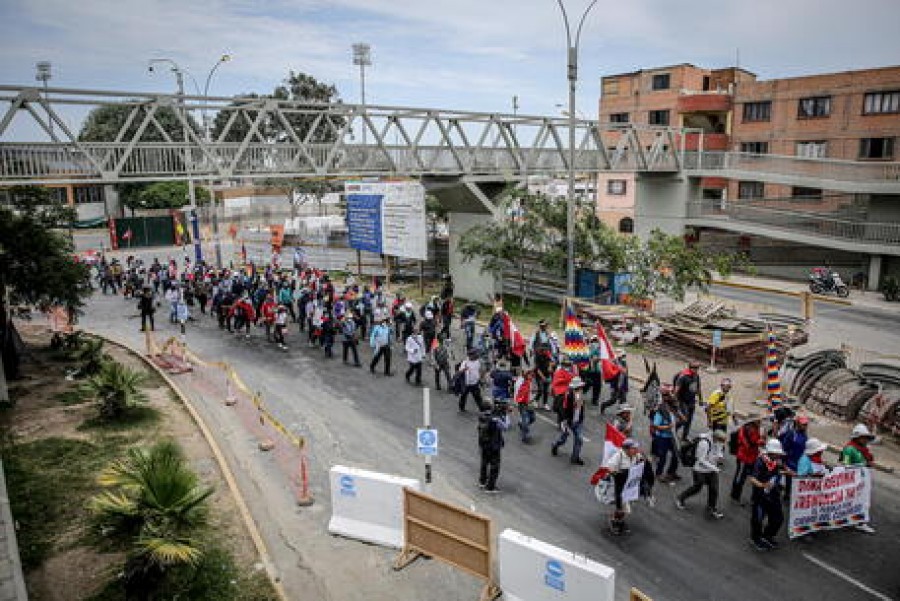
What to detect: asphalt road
<box><xmin>80</xmin><ymin>289</ymin><xmax>900</xmax><ymax>601</ymax></box>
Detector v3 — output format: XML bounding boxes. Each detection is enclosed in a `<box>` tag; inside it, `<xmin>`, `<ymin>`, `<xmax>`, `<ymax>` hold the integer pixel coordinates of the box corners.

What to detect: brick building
<box><xmin>596</xmin><ymin>63</ymin><xmax>900</xmax><ymax>231</ymax></box>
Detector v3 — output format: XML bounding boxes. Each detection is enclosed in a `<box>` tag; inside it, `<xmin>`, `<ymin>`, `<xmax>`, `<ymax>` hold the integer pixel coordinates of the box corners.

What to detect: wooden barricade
<box><xmin>630</xmin><ymin>587</ymin><xmax>653</xmax><ymax>600</ymax></box>
<box><xmin>393</xmin><ymin>488</ymin><xmax>500</xmax><ymax>601</ymax></box>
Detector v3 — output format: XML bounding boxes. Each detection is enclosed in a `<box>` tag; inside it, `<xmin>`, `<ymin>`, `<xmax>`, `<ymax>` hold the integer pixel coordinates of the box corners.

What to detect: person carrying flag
<box><xmin>514</xmin><ymin>369</ymin><xmax>536</xmax><ymax>443</ymax></box>
<box><xmin>551</xmin><ymin>376</ymin><xmax>586</xmax><ymax>465</ymax></box>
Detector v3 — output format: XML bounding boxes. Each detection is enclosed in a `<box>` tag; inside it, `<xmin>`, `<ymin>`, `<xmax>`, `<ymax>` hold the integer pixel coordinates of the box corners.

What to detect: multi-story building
<box><xmin>596</xmin><ymin>63</ymin><xmax>900</xmax><ymax>284</ymax></box>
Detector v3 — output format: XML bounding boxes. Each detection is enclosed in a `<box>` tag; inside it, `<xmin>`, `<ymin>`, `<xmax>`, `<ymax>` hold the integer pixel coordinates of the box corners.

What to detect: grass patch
<box><xmin>2</xmin><ymin>436</ymin><xmax>121</xmax><ymax>570</ymax></box>
<box><xmin>54</xmin><ymin>388</ymin><xmax>92</xmax><ymax>405</ymax></box>
<box><xmin>77</xmin><ymin>405</ymin><xmax>161</xmax><ymax>432</ymax></box>
<box><xmin>461</xmin><ymin>294</ymin><xmax>563</xmax><ymax>333</ymax></box>
<box><xmin>86</xmin><ymin>545</ymin><xmax>278</xmax><ymax>601</ymax></box>
<box><xmin>139</xmin><ymin>367</ymin><xmax>166</xmax><ymax>390</ymax></box>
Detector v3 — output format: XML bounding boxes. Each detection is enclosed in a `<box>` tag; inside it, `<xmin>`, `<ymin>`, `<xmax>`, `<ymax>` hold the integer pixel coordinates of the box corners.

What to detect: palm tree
<box><xmin>73</xmin><ymin>337</ymin><xmax>108</xmax><ymax>377</ymax></box>
<box><xmin>89</xmin><ymin>441</ymin><xmax>214</xmax><ymax>599</ymax></box>
<box><xmin>81</xmin><ymin>360</ymin><xmax>147</xmax><ymax>419</ymax></box>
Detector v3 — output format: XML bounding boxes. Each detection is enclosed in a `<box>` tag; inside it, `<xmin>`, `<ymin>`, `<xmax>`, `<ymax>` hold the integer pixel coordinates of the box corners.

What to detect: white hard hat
<box><xmin>851</xmin><ymin>423</ymin><xmax>875</xmax><ymax>439</ymax></box>
<box><xmin>764</xmin><ymin>439</ymin><xmax>785</xmax><ymax>455</ymax></box>
<box><xmin>404</xmin><ymin>302</ymin><xmax>413</xmax><ymax>309</ymax></box>
<box><xmin>804</xmin><ymin>438</ymin><xmax>828</xmax><ymax>455</ymax></box>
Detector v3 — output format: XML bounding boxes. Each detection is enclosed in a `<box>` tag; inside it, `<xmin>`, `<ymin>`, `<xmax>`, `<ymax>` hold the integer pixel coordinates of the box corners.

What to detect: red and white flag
<box><xmin>503</xmin><ymin>313</ymin><xmax>527</xmax><ymax>358</ymax></box>
<box><xmin>590</xmin><ymin>423</ymin><xmax>627</xmax><ymax>484</ymax></box>
<box><xmin>121</xmin><ymin>228</ymin><xmax>133</xmax><ymax>241</ymax></box>
<box><xmin>596</xmin><ymin>321</ymin><xmax>622</xmax><ymax>381</ymax></box>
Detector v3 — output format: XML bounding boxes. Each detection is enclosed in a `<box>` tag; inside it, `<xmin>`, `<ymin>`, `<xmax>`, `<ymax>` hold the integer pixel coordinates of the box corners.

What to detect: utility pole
<box><xmin>35</xmin><ymin>61</ymin><xmax>54</xmax><ymax>140</ymax></box>
<box><xmin>556</xmin><ymin>0</ymin><xmax>598</xmax><ymax>297</ymax></box>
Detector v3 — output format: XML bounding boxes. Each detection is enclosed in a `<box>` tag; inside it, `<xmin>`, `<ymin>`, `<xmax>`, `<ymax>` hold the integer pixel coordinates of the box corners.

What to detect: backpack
<box><xmin>680</xmin><ymin>437</ymin><xmax>702</xmax><ymax>468</ymax></box>
<box><xmin>728</xmin><ymin>430</ymin><xmax>740</xmax><ymax>455</ymax></box>
<box><xmin>450</xmin><ymin>370</ymin><xmax>465</xmax><ymax>396</ymax></box>
<box><xmin>477</xmin><ymin>412</ymin><xmax>497</xmax><ymax>448</ymax></box>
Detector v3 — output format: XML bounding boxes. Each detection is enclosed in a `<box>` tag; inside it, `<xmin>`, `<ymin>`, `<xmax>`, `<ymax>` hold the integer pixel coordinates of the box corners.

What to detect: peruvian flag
<box><xmin>503</xmin><ymin>313</ymin><xmax>527</xmax><ymax>358</ymax></box>
<box><xmin>590</xmin><ymin>423</ymin><xmax>627</xmax><ymax>484</ymax></box>
<box><xmin>596</xmin><ymin>321</ymin><xmax>622</xmax><ymax>381</ymax></box>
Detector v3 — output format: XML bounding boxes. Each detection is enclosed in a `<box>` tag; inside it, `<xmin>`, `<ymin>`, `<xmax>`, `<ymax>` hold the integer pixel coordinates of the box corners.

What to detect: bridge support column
<box><xmin>633</xmin><ymin>173</ymin><xmax>698</xmax><ymax>238</ymax></box>
<box><xmin>448</xmin><ymin>212</ymin><xmax>498</xmax><ymax>303</ymax></box>
<box><xmin>867</xmin><ymin>254</ymin><xmax>883</xmax><ymax>291</ymax></box>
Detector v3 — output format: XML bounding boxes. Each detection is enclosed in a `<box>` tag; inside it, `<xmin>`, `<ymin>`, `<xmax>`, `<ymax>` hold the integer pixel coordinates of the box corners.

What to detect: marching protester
<box><xmin>137</xmin><ymin>286</ymin><xmax>155</xmax><ymax>332</ymax></box>
<box><xmin>703</xmin><ymin>377</ymin><xmax>734</xmax><ymax>433</ymax></box>
<box><xmin>273</xmin><ymin>305</ymin><xmax>289</xmax><ymax>350</ymax></box>
<box><xmin>490</xmin><ymin>358</ymin><xmax>514</xmax><ymax>404</ymax></box>
<box><xmin>514</xmin><ymin>368</ymin><xmax>536</xmax><ymax>443</ymax></box>
<box><xmin>748</xmin><ymin>439</ymin><xmax>794</xmax><ymax>551</ymax></box>
<box><xmin>460</xmin><ymin>302</ymin><xmax>478</xmax><ymax>351</ymax></box>
<box><xmin>779</xmin><ymin>415</ymin><xmax>809</xmax><ymax>502</ymax></box>
<box><xmin>612</xmin><ymin>405</ymin><xmax>634</xmax><ymax>438</ymax></box>
<box><xmin>602</xmin><ymin>439</ymin><xmax>645</xmax><ymax>536</ymax></box>
<box><xmin>841</xmin><ymin>424</ymin><xmax>877</xmax><ymax>534</ymax></box>
<box><xmin>369</xmin><ymin>317</ymin><xmax>394</xmax><ymax>376</ymax></box>
<box><xmin>458</xmin><ymin>349</ymin><xmax>486</xmax><ymax>412</ymax></box>
<box><xmin>675</xmin><ymin>430</ymin><xmax>727</xmax><ymax>519</ymax></box>
<box><xmin>477</xmin><ymin>399</ymin><xmax>511</xmax><ymax>493</ymax></box>
<box><xmin>551</xmin><ymin>376</ymin><xmax>586</xmax><ymax>465</ymax></box>
<box><xmin>404</xmin><ymin>326</ymin><xmax>426</xmax><ymax>386</ymax></box>
<box><xmin>341</xmin><ymin>312</ymin><xmax>361</xmax><ymax>367</ymax></box>
<box><xmin>600</xmin><ymin>350</ymin><xmax>628</xmax><ymax>414</ymax></box>
<box><xmin>430</xmin><ymin>334</ymin><xmax>454</xmax><ymax>391</ymax></box>
<box><xmin>650</xmin><ymin>393</ymin><xmax>681</xmax><ymax>483</ymax></box>
<box><xmin>797</xmin><ymin>438</ymin><xmax>828</xmax><ymax>476</ymax></box>
<box><xmin>730</xmin><ymin>413</ymin><xmax>764</xmax><ymax>505</ymax></box>
<box><xmin>673</xmin><ymin>360</ymin><xmax>702</xmax><ymax>441</ymax></box>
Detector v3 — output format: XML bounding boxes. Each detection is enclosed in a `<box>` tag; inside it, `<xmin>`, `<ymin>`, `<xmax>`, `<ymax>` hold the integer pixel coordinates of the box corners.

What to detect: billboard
<box><xmin>345</xmin><ymin>181</ymin><xmax>428</xmax><ymax>261</ymax></box>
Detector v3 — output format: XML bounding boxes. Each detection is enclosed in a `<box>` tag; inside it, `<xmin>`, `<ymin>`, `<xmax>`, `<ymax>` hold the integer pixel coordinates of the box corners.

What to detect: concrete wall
<box><xmin>634</xmin><ymin>173</ymin><xmax>697</xmax><ymax>238</ymax></box>
<box><xmin>448</xmin><ymin>212</ymin><xmax>497</xmax><ymax>302</ymax></box>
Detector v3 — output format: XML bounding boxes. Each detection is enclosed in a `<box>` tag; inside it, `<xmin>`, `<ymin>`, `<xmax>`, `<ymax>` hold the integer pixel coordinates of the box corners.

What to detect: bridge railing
<box><xmin>687</xmin><ymin>200</ymin><xmax>900</xmax><ymax>246</ymax></box>
<box><xmin>684</xmin><ymin>151</ymin><xmax>900</xmax><ymax>184</ymax></box>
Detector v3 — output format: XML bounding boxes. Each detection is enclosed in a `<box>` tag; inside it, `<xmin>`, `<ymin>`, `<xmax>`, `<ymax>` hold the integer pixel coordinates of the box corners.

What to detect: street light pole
<box><xmin>202</xmin><ymin>54</ymin><xmax>232</xmax><ymax>270</ymax></box>
<box><xmin>35</xmin><ymin>62</ymin><xmax>54</xmax><ymax>140</ymax></box>
<box><xmin>352</xmin><ymin>43</ymin><xmax>372</xmax><ymax>145</ymax></box>
<box><xmin>556</xmin><ymin>0</ymin><xmax>598</xmax><ymax>298</ymax></box>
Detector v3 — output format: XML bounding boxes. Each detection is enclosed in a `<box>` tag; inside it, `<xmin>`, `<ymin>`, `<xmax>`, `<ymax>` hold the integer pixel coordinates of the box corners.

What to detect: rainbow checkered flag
<box><xmin>766</xmin><ymin>327</ymin><xmax>784</xmax><ymax>411</ymax></box>
<box><xmin>563</xmin><ymin>303</ymin><xmax>590</xmax><ymax>370</ymax></box>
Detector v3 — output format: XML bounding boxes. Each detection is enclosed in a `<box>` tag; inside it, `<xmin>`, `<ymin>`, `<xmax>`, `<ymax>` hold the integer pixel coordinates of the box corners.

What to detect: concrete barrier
<box><xmin>327</xmin><ymin>465</ymin><xmax>421</xmax><ymax>549</ymax></box>
<box><xmin>498</xmin><ymin>529</ymin><xmax>615</xmax><ymax>601</ymax></box>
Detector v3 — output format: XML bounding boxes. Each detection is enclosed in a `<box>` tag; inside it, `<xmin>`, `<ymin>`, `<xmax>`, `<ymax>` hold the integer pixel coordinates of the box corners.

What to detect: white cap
<box><xmin>405</xmin><ymin>301</ymin><xmax>413</xmax><ymax>309</ymax></box>
<box><xmin>851</xmin><ymin>423</ymin><xmax>874</xmax><ymax>439</ymax></box>
<box><xmin>804</xmin><ymin>438</ymin><xmax>828</xmax><ymax>455</ymax></box>
<box><xmin>764</xmin><ymin>439</ymin><xmax>785</xmax><ymax>455</ymax></box>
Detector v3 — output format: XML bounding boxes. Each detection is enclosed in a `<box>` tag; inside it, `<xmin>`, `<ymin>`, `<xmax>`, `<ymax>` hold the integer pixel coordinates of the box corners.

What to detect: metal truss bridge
<box><xmin>1</xmin><ymin>85</ymin><xmax>899</xmax><ymax>194</ymax></box>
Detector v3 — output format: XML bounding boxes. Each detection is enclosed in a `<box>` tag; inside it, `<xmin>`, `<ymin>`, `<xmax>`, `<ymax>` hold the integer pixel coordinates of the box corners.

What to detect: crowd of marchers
<box><xmin>93</xmin><ymin>252</ymin><xmax>880</xmax><ymax>547</ymax></box>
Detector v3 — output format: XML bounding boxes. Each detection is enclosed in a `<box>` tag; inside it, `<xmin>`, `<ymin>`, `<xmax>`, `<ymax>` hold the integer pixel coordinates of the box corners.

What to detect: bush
<box><xmin>82</xmin><ymin>361</ymin><xmax>148</xmax><ymax>420</ymax></box>
<box><xmin>881</xmin><ymin>275</ymin><xmax>899</xmax><ymax>302</ymax></box>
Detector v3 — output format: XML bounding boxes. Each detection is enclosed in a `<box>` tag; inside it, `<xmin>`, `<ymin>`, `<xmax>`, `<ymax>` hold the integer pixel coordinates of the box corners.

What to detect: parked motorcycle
<box><xmin>809</xmin><ymin>268</ymin><xmax>850</xmax><ymax>297</ymax></box>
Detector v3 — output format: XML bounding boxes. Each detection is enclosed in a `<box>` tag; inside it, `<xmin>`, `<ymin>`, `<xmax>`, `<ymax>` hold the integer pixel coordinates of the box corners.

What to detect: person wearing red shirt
<box><xmin>730</xmin><ymin>413</ymin><xmax>764</xmax><ymax>505</ymax></box>
<box><xmin>260</xmin><ymin>294</ymin><xmax>277</xmax><ymax>342</ymax></box>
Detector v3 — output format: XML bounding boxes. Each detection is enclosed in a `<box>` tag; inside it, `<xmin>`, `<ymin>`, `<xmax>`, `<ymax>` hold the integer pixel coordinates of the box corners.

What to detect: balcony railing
<box><xmin>684</xmin><ymin>152</ymin><xmax>900</xmax><ymax>185</ymax></box>
<box><xmin>687</xmin><ymin>199</ymin><xmax>900</xmax><ymax>246</ymax></box>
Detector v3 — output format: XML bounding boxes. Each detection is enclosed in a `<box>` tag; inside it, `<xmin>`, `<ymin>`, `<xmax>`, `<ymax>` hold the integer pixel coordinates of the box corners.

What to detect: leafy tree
<box><xmin>0</xmin><ymin>198</ymin><xmax>90</xmax><ymax>379</ymax></box>
<box><xmin>3</xmin><ymin>185</ymin><xmax>75</xmax><ymax>228</ymax></box>
<box><xmin>458</xmin><ymin>190</ymin><xmax>547</xmax><ymax>307</ymax></box>
<box><xmin>136</xmin><ymin>181</ymin><xmax>210</xmax><ymax>211</ymax></box>
<box><xmin>79</xmin><ymin>104</ymin><xmax>200</xmax><ymax>143</ymax></box>
<box><xmin>89</xmin><ymin>441</ymin><xmax>213</xmax><ymax>600</ymax></box>
<box><xmin>210</xmin><ymin>71</ymin><xmax>344</xmax><ymax>144</ymax></box>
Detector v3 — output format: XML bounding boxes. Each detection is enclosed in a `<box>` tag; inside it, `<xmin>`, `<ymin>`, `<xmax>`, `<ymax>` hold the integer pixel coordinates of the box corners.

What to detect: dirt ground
<box><xmin>1</xmin><ymin>324</ymin><xmax>266</xmax><ymax>600</ymax></box>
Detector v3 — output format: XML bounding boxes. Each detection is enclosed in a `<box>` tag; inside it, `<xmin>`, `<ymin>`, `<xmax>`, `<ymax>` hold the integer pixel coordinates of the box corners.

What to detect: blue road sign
<box><xmin>417</xmin><ymin>428</ymin><xmax>438</xmax><ymax>456</ymax></box>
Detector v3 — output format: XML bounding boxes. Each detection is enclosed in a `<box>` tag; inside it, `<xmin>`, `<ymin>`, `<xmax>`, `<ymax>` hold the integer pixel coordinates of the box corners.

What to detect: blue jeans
<box><xmin>553</xmin><ymin>422</ymin><xmax>583</xmax><ymax>460</ymax></box>
<box><xmin>652</xmin><ymin>436</ymin><xmax>679</xmax><ymax>475</ymax></box>
<box><xmin>464</xmin><ymin>321</ymin><xmax>475</xmax><ymax>351</ymax></box>
<box><xmin>518</xmin><ymin>406</ymin><xmax>535</xmax><ymax>441</ymax></box>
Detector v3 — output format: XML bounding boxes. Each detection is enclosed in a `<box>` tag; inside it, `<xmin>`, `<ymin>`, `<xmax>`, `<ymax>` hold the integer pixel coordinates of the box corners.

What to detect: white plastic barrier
<box><xmin>498</xmin><ymin>529</ymin><xmax>615</xmax><ymax>601</ymax></box>
<box><xmin>327</xmin><ymin>465</ymin><xmax>421</xmax><ymax>549</ymax></box>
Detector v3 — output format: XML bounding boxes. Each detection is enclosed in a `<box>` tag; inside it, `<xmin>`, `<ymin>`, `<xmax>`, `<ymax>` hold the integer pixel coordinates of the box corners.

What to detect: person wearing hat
<box><xmin>582</xmin><ymin>335</ymin><xmax>603</xmax><ymax>406</ymax></box>
<box><xmin>703</xmin><ymin>377</ymin><xmax>734</xmax><ymax>433</ymax></box>
<box><xmin>673</xmin><ymin>361</ymin><xmax>703</xmax><ymax>441</ymax></box>
<box><xmin>369</xmin><ymin>316</ymin><xmax>394</xmax><ymax>376</ymax></box>
<box><xmin>550</xmin><ymin>376</ymin><xmax>586</xmax><ymax>465</ymax></box>
<box><xmin>675</xmin><ymin>430</ymin><xmax>727</xmax><ymax>519</ymax></box>
<box><xmin>531</xmin><ymin>320</ymin><xmax>553</xmax><ymax>410</ymax></box>
<box><xmin>612</xmin><ymin>405</ymin><xmax>634</xmax><ymax>438</ymax></box>
<box><xmin>404</xmin><ymin>325</ymin><xmax>426</xmax><ymax>385</ymax></box>
<box><xmin>779</xmin><ymin>415</ymin><xmax>809</xmax><ymax>502</ymax></box>
<box><xmin>650</xmin><ymin>393</ymin><xmax>681</xmax><ymax>483</ymax></box>
<box><xmin>797</xmin><ymin>438</ymin><xmax>828</xmax><ymax>477</ymax></box>
<box><xmin>730</xmin><ymin>413</ymin><xmax>764</xmax><ymax>505</ymax></box>
<box><xmin>748</xmin><ymin>439</ymin><xmax>794</xmax><ymax>550</ymax></box>
<box><xmin>602</xmin><ymin>438</ymin><xmax>644</xmax><ymax>535</ymax></box>
<box><xmin>458</xmin><ymin>348</ymin><xmax>486</xmax><ymax>412</ymax></box>
<box><xmin>841</xmin><ymin>424</ymin><xmax>877</xmax><ymax>533</ymax></box>
<box><xmin>340</xmin><ymin>312</ymin><xmax>361</xmax><ymax>366</ymax></box>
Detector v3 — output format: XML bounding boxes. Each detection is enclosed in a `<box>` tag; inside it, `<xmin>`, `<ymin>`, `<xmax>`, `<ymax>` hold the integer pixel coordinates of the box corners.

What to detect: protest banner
<box><xmin>788</xmin><ymin>467</ymin><xmax>872</xmax><ymax>538</ymax></box>
<box><xmin>622</xmin><ymin>463</ymin><xmax>645</xmax><ymax>504</ymax></box>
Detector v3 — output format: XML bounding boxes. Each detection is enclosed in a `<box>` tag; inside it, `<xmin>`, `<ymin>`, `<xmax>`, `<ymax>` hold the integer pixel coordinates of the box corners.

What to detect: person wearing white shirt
<box><xmin>457</xmin><ymin>350</ymin><xmax>486</xmax><ymax>412</ymax></box>
<box><xmin>404</xmin><ymin>328</ymin><xmax>425</xmax><ymax>385</ymax></box>
<box><xmin>675</xmin><ymin>430</ymin><xmax>727</xmax><ymax>519</ymax></box>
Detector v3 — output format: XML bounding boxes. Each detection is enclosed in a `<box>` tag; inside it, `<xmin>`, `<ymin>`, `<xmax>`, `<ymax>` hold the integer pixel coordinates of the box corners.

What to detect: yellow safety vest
<box><xmin>707</xmin><ymin>389</ymin><xmax>729</xmax><ymax>424</ymax></box>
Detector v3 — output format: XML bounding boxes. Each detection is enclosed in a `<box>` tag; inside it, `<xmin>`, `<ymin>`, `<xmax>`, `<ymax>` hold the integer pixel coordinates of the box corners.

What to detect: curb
<box><xmin>92</xmin><ymin>331</ymin><xmax>290</xmax><ymax>601</ymax></box>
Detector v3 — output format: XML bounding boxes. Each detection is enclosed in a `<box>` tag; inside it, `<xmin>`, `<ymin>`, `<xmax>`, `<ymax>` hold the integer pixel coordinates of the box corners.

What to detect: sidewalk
<box><xmin>717</xmin><ymin>273</ymin><xmax>900</xmax><ymax>315</ymax></box>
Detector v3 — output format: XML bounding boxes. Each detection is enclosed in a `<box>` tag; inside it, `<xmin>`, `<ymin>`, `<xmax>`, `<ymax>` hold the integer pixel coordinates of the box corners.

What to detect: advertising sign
<box><xmin>788</xmin><ymin>467</ymin><xmax>872</xmax><ymax>538</ymax></box>
<box><xmin>345</xmin><ymin>181</ymin><xmax>427</xmax><ymax>260</ymax></box>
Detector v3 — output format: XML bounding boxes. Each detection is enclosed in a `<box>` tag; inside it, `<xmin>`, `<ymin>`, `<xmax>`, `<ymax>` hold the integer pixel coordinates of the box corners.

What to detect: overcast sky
<box><xmin>2</xmin><ymin>0</ymin><xmax>900</xmax><ymax>120</ymax></box>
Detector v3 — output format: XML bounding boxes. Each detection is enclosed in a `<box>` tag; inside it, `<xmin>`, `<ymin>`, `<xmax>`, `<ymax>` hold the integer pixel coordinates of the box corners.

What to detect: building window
<box><xmin>607</xmin><ymin>180</ymin><xmax>627</xmax><ymax>195</ymax></box>
<box><xmin>795</xmin><ymin>140</ymin><xmax>828</xmax><ymax>159</ymax></box>
<box><xmin>863</xmin><ymin>90</ymin><xmax>900</xmax><ymax>115</ymax></box>
<box><xmin>742</xmin><ymin>101</ymin><xmax>772</xmax><ymax>122</ymax></box>
<box><xmin>648</xmin><ymin>110</ymin><xmax>670</xmax><ymax>126</ymax></box>
<box><xmin>738</xmin><ymin>181</ymin><xmax>765</xmax><ymax>199</ymax></box>
<box><xmin>740</xmin><ymin>142</ymin><xmax>769</xmax><ymax>154</ymax></box>
<box><xmin>618</xmin><ymin>217</ymin><xmax>634</xmax><ymax>234</ymax></box>
<box><xmin>602</xmin><ymin>79</ymin><xmax>620</xmax><ymax>96</ymax></box>
<box><xmin>609</xmin><ymin>112</ymin><xmax>629</xmax><ymax>123</ymax></box>
<box><xmin>792</xmin><ymin>187</ymin><xmax>823</xmax><ymax>199</ymax></box>
<box><xmin>859</xmin><ymin>137</ymin><xmax>894</xmax><ymax>160</ymax></box>
<box><xmin>651</xmin><ymin>73</ymin><xmax>670</xmax><ymax>91</ymax></box>
<box><xmin>74</xmin><ymin>186</ymin><xmax>103</xmax><ymax>204</ymax></box>
<box><xmin>797</xmin><ymin>96</ymin><xmax>831</xmax><ymax>119</ymax></box>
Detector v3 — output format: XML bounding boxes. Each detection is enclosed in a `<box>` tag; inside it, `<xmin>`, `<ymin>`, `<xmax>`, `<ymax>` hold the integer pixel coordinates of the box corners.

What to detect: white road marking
<box><xmin>534</xmin><ymin>413</ymin><xmax>591</xmax><ymax>442</ymax></box>
<box><xmin>802</xmin><ymin>552</ymin><xmax>893</xmax><ymax>601</ymax></box>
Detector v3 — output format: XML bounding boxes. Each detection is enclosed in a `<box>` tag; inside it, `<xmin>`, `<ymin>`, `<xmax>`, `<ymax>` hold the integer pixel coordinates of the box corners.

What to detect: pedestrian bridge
<box><xmin>2</xmin><ymin>85</ymin><xmax>900</xmax><ymax>193</ymax></box>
